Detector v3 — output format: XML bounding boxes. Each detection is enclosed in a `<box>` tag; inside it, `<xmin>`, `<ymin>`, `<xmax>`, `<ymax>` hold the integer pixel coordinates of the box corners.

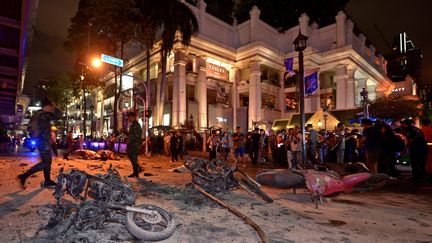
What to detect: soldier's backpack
<box><xmin>27</xmin><ymin>110</ymin><xmax>42</xmax><ymax>138</ymax></box>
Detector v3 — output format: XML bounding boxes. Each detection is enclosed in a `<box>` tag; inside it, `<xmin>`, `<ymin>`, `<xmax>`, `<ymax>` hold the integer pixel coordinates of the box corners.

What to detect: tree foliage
<box><xmin>44</xmin><ymin>73</ymin><xmax>75</xmax><ymax>109</ymax></box>
<box><xmin>66</xmin><ymin>0</ymin><xmax>139</xmax><ymax>132</ymax></box>
<box><xmin>154</xmin><ymin>0</ymin><xmax>199</xmax><ymax>125</ymax></box>
<box><xmin>369</xmin><ymin>97</ymin><xmax>420</xmax><ymax>121</ymax></box>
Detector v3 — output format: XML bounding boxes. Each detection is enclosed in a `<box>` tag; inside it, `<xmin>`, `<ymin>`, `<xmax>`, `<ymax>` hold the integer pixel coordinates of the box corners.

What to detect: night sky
<box><xmin>24</xmin><ymin>0</ymin><xmax>432</xmax><ymax>95</ymax></box>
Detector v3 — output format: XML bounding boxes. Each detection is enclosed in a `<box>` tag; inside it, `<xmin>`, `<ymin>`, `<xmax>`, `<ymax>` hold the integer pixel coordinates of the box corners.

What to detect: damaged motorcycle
<box><xmin>185</xmin><ymin>157</ymin><xmax>273</xmax><ymax>203</ymax></box>
<box><xmin>40</xmin><ymin>166</ymin><xmax>176</xmax><ymax>241</ymax></box>
<box><xmin>304</xmin><ymin>169</ymin><xmax>395</xmax><ymax>209</ymax></box>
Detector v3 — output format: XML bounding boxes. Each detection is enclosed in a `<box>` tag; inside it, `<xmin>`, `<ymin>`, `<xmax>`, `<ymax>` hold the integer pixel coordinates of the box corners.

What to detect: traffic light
<box><xmin>145</xmin><ymin>109</ymin><xmax>152</xmax><ymax>118</ymax></box>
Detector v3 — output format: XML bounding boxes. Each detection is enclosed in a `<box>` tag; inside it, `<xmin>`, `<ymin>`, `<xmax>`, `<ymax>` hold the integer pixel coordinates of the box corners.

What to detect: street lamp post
<box><xmin>294</xmin><ymin>29</ymin><xmax>308</xmax><ymax>166</ymax></box>
<box><xmin>78</xmin><ymin>59</ymin><xmax>101</xmax><ymax>139</ymax></box>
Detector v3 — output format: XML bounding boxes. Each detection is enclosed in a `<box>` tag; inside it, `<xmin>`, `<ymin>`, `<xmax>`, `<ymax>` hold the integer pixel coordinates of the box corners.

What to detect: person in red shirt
<box><xmin>421</xmin><ymin>118</ymin><xmax>432</xmax><ymax>179</ymax></box>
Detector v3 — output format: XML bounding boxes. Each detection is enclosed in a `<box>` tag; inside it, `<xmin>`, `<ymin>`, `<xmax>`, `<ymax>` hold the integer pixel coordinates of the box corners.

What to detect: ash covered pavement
<box><xmin>0</xmin><ymin>153</ymin><xmax>431</xmax><ymax>243</ymax></box>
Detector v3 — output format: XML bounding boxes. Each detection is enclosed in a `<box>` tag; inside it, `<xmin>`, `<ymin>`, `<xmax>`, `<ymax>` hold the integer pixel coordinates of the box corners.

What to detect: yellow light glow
<box><xmin>92</xmin><ymin>58</ymin><xmax>102</xmax><ymax>68</ymax></box>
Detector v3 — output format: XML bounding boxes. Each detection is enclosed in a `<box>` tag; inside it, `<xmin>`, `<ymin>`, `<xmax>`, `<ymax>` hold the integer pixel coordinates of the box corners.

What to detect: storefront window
<box><xmin>285</xmin><ymin>92</ymin><xmax>298</xmax><ymax>111</ymax></box>
<box><xmin>285</xmin><ymin>74</ymin><xmax>298</xmax><ymax>88</ymax></box>
<box><xmin>262</xmin><ymin>94</ymin><xmax>276</xmax><ymax>109</ymax></box>
<box><xmin>261</xmin><ymin>65</ymin><xmax>280</xmax><ymax>86</ymax></box>
<box><xmin>163</xmin><ymin>114</ymin><xmax>170</xmax><ymax>126</ymax></box>
<box><xmin>320</xmin><ymin>94</ymin><xmax>334</xmax><ymax>110</ymax></box>
<box><xmin>121</xmin><ymin>72</ymin><xmax>133</xmax><ymax>90</ymax></box>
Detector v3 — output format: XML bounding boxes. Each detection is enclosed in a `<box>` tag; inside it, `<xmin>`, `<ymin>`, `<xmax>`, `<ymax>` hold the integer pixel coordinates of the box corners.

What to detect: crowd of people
<box><xmin>7</xmin><ymin>96</ymin><xmax>432</xmax><ymax>186</ymax></box>
<box><xmin>185</xmin><ymin>119</ymin><xmax>432</xmax><ymax>183</ymax></box>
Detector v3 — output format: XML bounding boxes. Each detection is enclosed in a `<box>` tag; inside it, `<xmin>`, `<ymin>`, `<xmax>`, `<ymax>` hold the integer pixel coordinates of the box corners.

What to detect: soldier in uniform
<box><xmin>126</xmin><ymin>112</ymin><xmax>142</xmax><ymax>177</ymax></box>
<box><xmin>18</xmin><ymin>98</ymin><xmax>62</xmax><ymax>188</ymax></box>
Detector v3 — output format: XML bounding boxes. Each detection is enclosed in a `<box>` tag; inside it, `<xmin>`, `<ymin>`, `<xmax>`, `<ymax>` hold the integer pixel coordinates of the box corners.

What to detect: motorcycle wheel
<box><xmin>125</xmin><ymin>204</ymin><xmax>176</xmax><ymax>241</ymax></box>
<box><xmin>240</xmin><ymin>177</ymin><xmax>274</xmax><ymax>203</ymax></box>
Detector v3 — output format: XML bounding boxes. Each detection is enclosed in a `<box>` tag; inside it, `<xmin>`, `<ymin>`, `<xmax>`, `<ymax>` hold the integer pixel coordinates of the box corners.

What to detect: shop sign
<box><xmin>392</xmin><ymin>87</ymin><xmax>405</xmax><ymax>92</ymax></box>
<box><xmin>207</xmin><ymin>63</ymin><xmax>228</xmax><ymax>80</ymax></box>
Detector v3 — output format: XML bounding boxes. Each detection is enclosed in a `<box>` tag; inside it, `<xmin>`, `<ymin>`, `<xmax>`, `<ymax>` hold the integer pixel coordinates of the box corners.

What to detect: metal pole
<box><xmin>299</xmin><ymin>50</ymin><xmax>306</xmax><ymax>165</ymax></box>
<box><xmin>145</xmin><ymin>50</ymin><xmax>151</xmax><ymax>157</ymax></box>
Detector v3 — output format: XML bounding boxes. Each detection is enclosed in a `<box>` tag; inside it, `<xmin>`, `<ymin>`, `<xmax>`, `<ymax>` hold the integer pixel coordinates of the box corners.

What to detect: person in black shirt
<box><xmin>401</xmin><ymin>119</ymin><xmax>428</xmax><ymax>182</ymax></box>
<box><xmin>250</xmin><ymin>128</ymin><xmax>261</xmax><ymax>165</ymax></box>
<box><xmin>170</xmin><ymin>132</ymin><xmax>179</xmax><ymax>162</ymax></box>
<box><xmin>361</xmin><ymin>119</ymin><xmax>381</xmax><ymax>173</ymax></box>
<box><xmin>378</xmin><ymin>124</ymin><xmax>398</xmax><ymax>176</ymax></box>
<box><xmin>18</xmin><ymin>98</ymin><xmax>62</xmax><ymax>188</ymax></box>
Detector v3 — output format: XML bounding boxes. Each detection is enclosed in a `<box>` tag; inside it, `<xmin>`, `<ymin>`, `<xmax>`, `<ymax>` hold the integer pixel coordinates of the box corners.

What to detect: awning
<box><xmin>289</xmin><ymin>113</ymin><xmax>314</xmax><ymax>127</ymax></box>
<box><xmin>272</xmin><ymin>119</ymin><xmax>289</xmax><ymax>131</ymax></box>
<box><xmin>329</xmin><ymin>109</ymin><xmax>362</xmax><ymax>125</ymax></box>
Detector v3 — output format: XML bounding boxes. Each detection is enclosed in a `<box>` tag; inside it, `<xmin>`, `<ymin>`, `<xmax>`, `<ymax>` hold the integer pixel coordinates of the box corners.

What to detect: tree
<box><xmin>45</xmin><ymin>73</ymin><xmax>76</xmax><ymax>110</ymax></box>
<box><xmin>152</xmin><ymin>0</ymin><xmax>199</xmax><ymax>125</ymax></box>
<box><xmin>369</xmin><ymin>97</ymin><xmax>421</xmax><ymax>121</ymax></box>
<box><xmin>65</xmin><ymin>0</ymin><xmax>138</xmax><ymax>133</ymax></box>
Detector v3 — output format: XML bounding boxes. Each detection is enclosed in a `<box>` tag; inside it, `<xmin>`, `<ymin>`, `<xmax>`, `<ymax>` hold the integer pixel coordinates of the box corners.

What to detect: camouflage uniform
<box><xmin>127</xmin><ymin>120</ymin><xmax>142</xmax><ymax>175</ymax></box>
<box><xmin>20</xmin><ymin>108</ymin><xmax>62</xmax><ymax>183</ymax></box>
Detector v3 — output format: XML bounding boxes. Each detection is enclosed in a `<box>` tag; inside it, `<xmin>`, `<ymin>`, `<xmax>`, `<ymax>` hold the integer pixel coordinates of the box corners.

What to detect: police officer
<box><xmin>126</xmin><ymin>112</ymin><xmax>142</xmax><ymax>177</ymax></box>
<box><xmin>18</xmin><ymin>98</ymin><xmax>62</xmax><ymax>188</ymax></box>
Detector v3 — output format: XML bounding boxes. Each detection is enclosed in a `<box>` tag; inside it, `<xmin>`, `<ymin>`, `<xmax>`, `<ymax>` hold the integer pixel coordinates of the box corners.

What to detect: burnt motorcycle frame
<box><xmin>184</xmin><ymin>158</ymin><xmax>273</xmax><ymax>203</ymax></box>
<box><xmin>49</xmin><ymin>166</ymin><xmax>176</xmax><ymax>241</ymax></box>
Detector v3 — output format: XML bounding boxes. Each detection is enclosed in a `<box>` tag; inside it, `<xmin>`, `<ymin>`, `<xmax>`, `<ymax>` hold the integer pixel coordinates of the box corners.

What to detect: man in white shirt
<box><xmin>288</xmin><ymin>126</ymin><xmax>302</xmax><ymax>169</ymax></box>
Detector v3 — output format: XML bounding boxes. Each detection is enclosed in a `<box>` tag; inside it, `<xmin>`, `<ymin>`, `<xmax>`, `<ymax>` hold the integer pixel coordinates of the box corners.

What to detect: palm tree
<box><xmin>153</xmin><ymin>0</ymin><xmax>199</xmax><ymax>125</ymax></box>
<box><xmin>66</xmin><ymin>0</ymin><xmax>138</xmax><ymax>133</ymax></box>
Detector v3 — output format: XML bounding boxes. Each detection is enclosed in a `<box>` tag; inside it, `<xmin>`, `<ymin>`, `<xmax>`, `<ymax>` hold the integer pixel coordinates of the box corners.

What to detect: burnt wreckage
<box><xmin>184</xmin><ymin>157</ymin><xmax>273</xmax><ymax>203</ymax></box>
<box><xmin>38</xmin><ymin>166</ymin><xmax>176</xmax><ymax>241</ymax></box>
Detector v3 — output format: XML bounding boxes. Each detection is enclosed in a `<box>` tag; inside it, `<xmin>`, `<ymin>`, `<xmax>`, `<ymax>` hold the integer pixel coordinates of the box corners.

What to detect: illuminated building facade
<box><xmin>96</xmin><ymin>1</ymin><xmax>395</xmax><ymax>134</ymax></box>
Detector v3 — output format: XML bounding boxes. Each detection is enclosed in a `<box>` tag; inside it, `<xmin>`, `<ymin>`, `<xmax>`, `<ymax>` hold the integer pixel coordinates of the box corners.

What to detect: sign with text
<box><xmin>101</xmin><ymin>54</ymin><xmax>124</xmax><ymax>67</ymax></box>
<box><xmin>206</xmin><ymin>63</ymin><xmax>228</xmax><ymax>80</ymax></box>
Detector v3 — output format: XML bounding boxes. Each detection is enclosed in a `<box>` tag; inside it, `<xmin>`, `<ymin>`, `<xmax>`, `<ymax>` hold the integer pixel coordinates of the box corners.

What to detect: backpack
<box><xmin>27</xmin><ymin>110</ymin><xmax>42</xmax><ymax>138</ymax></box>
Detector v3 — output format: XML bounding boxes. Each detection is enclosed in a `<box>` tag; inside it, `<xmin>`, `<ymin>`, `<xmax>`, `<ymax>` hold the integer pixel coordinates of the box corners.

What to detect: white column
<box><xmin>196</xmin><ymin>56</ymin><xmax>207</xmax><ymax>130</ymax></box>
<box><xmin>231</xmin><ymin>67</ymin><xmax>240</xmax><ymax>130</ymax></box>
<box><xmin>335</xmin><ymin>64</ymin><xmax>347</xmax><ymax>110</ymax></box>
<box><xmin>335</xmin><ymin>11</ymin><xmax>347</xmax><ymax>47</ymax></box>
<box><xmin>346</xmin><ymin>69</ymin><xmax>356</xmax><ymax>108</ymax></box>
<box><xmin>305</xmin><ymin>91</ymin><xmax>320</xmax><ymax>113</ymax></box>
<box><xmin>248</xmin><ymin>61</ymin><xmax>262</xmax><ymax>130</ymax></box>
<box><xmin>178</xmin><ymin>54</ymin><xmax>187</xmax><ymax>125</ymax></box>
<box><xmin>172</xmin><ymin>50</ymin><xmax>187</xmax><ymax>127</ymax></box>
<box><xmin>155</xmin><ymin>71</ymin><xmax>162</xmax><ymax>125</ymax></box>
<box><xmin>367</xmin><ymin>82</ymin><xmax>377</xmax><ymax>101</ymax></box>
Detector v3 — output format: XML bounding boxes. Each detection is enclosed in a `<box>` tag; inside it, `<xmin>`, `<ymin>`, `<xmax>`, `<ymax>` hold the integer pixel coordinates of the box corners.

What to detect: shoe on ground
<box><xmin>128</xmin><ymin>173</ymin><xmax>139</xmax><ymax>178</ymax></box>
<box><xmin>43</xmin><ymin>180</ymin><xmax>57</xmax><ymax>187</ymax></box>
